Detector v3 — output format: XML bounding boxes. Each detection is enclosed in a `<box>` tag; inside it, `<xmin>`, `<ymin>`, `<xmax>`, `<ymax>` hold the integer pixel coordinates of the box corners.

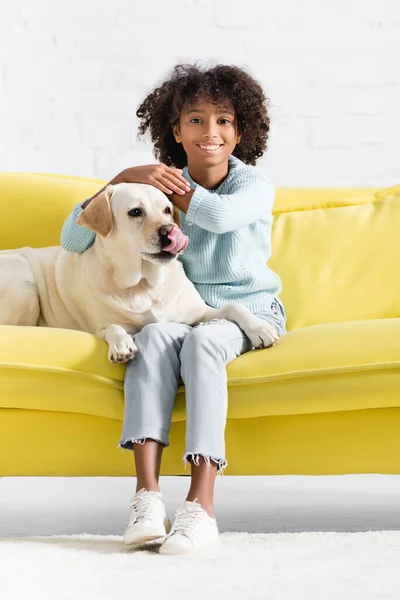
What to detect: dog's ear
<box><xmin>172</xmin><ymin>206</ymin><xmax>181</xmax><ymax>228</ymax></box>
<box><xmin>76</xmin><ymin>185</ymin><xmax>114</xmax><ymax>237</ymax></box>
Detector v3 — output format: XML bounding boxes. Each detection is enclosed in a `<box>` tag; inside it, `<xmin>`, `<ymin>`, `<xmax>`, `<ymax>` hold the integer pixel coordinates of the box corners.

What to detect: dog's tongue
<box><xmin>163</xmin><ymin>224</ymin><xmax>189</xmax><ymax>254</ymax></box>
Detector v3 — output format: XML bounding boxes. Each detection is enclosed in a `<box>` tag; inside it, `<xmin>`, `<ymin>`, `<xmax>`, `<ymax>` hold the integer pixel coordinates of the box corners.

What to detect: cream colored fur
<box><xmin>0</xmin><ymin>183</ymin><xmax>279</xmax><ymax>362</ymax></box>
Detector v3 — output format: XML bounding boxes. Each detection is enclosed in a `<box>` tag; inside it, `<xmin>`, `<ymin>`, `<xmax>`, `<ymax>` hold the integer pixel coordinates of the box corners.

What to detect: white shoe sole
<box><xmin>124</xmin><ymin>533</ymin><xmax>166</xmax><ymax>546</ymax></box>
<box><xmin>123</xmin><ymin>521</ymin><xmax>172</xmax><ymax>546</ymax></box>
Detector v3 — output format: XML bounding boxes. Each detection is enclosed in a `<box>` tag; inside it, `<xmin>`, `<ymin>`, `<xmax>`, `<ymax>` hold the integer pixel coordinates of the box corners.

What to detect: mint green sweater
<box><xmin>60</xmin><ymin>155</ymin><xmax>283</xmax><ymax>314</ymax></box>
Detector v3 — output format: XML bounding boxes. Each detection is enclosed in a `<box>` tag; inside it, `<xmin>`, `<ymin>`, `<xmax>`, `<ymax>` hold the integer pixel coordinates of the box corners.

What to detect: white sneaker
<box><xmin>123</xmin><ymin>488</ymin><xmax>171</xmax><ymax>546</ymax></box>
<box><xmin>159</xmin><ymin>499</ymin><xmax>219</xmax><ymax>555</ymax></box>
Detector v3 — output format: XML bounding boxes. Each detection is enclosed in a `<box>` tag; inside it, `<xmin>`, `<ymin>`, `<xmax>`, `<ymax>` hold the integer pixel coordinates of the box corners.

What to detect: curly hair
<box><xmin>136</xmin><ymin>63</ymin><xmax>270</xmax><ymax>168</ymax></box>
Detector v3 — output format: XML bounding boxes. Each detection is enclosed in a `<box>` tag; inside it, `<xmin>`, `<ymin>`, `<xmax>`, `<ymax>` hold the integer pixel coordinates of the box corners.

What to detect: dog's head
<box><xmin>76</xmin><ymin>183</ymin><xmax>188</xmax><ymax>264</ymax></box>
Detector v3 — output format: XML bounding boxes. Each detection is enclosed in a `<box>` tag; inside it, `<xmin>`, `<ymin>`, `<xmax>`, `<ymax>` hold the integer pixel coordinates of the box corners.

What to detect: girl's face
<box><xmin>172</xmin><ymin>98</ymin><xmax>241</xmax><ymax>168</ymax></box>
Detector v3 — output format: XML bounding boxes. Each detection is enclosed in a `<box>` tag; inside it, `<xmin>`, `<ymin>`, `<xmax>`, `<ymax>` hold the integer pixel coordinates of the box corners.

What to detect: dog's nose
<box><xmin>159</xmin><ymin>224</ymin><xmax>174</xmax><ymax>248</ymax></box>
<box><xmin>159</xmin><ymin>224</ymin><xmax>174</xmax><ymax>237</ymax></box>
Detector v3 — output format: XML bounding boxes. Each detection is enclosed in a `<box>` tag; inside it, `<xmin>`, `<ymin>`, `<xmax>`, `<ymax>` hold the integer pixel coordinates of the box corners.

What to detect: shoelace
<box><xmin>172</xmin><ymin>505</ymin><xmax>206</xmax><ymax>536</ymax></box>
<box><xmin>129</xmin><ymin>492</ymin><xmax>161</xmax><ymax>525</ymax></box>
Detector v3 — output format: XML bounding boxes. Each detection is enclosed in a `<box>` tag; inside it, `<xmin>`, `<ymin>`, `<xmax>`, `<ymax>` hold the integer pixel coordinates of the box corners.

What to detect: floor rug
<box><xmin>2</xmin><ymin>531</ymin><xmax>400</xmax><ymax>600</ymax></box>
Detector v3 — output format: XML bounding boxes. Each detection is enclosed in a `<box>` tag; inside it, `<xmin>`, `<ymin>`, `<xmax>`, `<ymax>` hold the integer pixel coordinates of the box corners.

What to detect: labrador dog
<box><xmin>0</xmin><ymin>183</ymin><xmax>279</xmax><ymax>362</ymax></box>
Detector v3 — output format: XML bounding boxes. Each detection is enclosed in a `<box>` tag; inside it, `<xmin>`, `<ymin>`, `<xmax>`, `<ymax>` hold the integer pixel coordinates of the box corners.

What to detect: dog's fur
<box><xmin>0</xmin><ymin>183</ymin><xmax>279</xmax><ymax>362</ymax></box>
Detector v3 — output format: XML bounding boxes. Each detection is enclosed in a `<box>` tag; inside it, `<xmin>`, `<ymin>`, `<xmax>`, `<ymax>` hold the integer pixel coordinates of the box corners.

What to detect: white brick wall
<box><xmin>0</xmin><ymin>0</ymin><xmax>399</xmax><ymax>186</ymax></box>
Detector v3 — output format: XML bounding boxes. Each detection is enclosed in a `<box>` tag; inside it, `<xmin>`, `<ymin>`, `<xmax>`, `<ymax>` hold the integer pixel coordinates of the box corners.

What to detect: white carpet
<box><xmin>2</xmin><ymin>475</ymin><xmax>400</xmax><ymax>599</ymax></box>
<box><xmin>2</xmin><ymin>531</ymin><xmax>400</xmax><ymax>600</ymax></box>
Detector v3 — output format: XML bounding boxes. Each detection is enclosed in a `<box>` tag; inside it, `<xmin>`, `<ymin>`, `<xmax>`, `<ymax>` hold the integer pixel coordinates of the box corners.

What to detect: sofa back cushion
<box><xmin>0</xmin><ymin>173</ymin><xmax>101</xmax><ymax>249</ymax></box>
<box><xmin>270</xmin><ymin>186</ymin><xmax>400</xmax><ymax>330</ymax></box>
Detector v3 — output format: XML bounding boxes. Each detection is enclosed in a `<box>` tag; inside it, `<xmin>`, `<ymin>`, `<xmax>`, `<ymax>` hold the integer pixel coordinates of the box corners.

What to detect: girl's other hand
<box><xmin>118</xmin><ymin>164</ymin><xmax>191</xmax><ymax>195</ymax></box>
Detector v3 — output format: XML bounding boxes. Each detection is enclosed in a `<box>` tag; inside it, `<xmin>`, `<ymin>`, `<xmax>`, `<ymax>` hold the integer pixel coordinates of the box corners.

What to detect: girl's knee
<box><xmin>136</xmin><ymin>322</ymin><xmax>189</xmax><ymax>345</ymax></box>
<box><xmin>139</xmin><ymin>322</ymin><xmax>167</xmax><ymax>338</ymax></box>
<box><xmin>135</xmin><ymin>323</ymin><xmax>182</xmax><ymax>339</ymax></box>
<box><xmin>181</xmin><ymin>322</ymin><xmax>224</xmax><ymax>358</ymax></box>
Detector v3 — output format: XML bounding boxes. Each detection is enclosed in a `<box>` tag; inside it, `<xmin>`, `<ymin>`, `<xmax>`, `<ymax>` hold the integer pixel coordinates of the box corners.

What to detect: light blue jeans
<box><xmin>119</xmin><ymin>300</ymin><xmax>286</xmax><ymax>471</ymax></box>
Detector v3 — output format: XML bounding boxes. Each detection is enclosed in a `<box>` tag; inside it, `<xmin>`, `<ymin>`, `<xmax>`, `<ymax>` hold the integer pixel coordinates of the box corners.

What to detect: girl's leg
<box><xmin>133</xmin><ymin>440</ymin><xmax>164</xmax><ymax>492</ymax></box>
<box><xmin>187</xmin><ymin>457</ymin><xmax>217</xmax><ymax>517</ymax></box>
<box><xmin>180</xmin><ymin>319</ymin><xmax>253</xmax><ymax>516</ymax></box>
<box><xmin>120</xmin><ymin>322</ymin><xmax>191</xmax><ymax>546</ymax></box>
<box><xmin>159</xmin><ymin>319</ymin><xmax>253</xmax><ymax>555</ymax></box>
<box><xmin>120</xmin><ymin>321</ymin><xmax>191</xmax><ymax>489</ymax></box>
<box><xmin>179</xmin><ymin>304</ymin><xmax>286</xmax><ymax>517</ymax></box>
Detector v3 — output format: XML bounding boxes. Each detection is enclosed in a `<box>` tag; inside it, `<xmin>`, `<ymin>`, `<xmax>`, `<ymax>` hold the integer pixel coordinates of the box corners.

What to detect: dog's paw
<box><xmin>108</xmin><ymin>337</ymin><xmax>138</xmax><ymax>363</ymax></box>
<box><xmin>244</xmin><ymin>318</ymin><xmax>280</xmax><ymax>349</ymax></box>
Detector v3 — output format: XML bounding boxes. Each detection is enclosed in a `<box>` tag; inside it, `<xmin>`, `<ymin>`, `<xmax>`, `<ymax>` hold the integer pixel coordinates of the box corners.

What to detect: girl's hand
<box><xmin>84</xmin><ymin>164</ymin><xmax>191</xmax><ymax>208</ymax></box>
<box><xmin>117</xmin><ymin>164</ymin><xmax>191</xmax><ymax>196</ymax></box>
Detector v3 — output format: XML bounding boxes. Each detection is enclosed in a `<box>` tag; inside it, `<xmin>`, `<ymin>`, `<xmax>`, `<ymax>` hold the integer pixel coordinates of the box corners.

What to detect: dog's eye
<box><xmin>128</xmin><ymin>208</ymin><xmax>143</xmax><ymax>218</ymax></box>
<box><xmin>164</xmin><ymin>206</ymin><xmax>172</xmax><ymax>214</ymax></box>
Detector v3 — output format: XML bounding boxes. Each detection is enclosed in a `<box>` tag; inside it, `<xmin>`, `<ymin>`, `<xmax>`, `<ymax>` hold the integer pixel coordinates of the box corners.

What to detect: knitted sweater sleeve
<box><xmin>185</xmin><ymin>168</ymin><xmax>275</xmax><ymax>234</ymax></box>
<box><xmin>60</xmin><ymin>201</ymin><xmax>96</xmax><ymax>253</ymax></box>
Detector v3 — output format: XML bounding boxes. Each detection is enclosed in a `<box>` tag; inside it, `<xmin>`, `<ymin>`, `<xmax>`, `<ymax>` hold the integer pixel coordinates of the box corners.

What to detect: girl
<box><xmin>61</xmin><ymin>63</ymin><xmax>286</xmax><ymax>555</ymax></box>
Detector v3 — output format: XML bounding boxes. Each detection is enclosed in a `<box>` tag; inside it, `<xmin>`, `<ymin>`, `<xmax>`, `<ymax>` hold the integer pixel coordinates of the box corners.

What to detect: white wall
<box><xmin>0</xmin><ymin>0</ymin><xmax>399</xmax><ymax>186</ymax></box>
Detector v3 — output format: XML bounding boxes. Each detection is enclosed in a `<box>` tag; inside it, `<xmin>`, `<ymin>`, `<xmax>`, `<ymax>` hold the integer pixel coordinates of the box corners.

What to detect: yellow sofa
<box><xmin>1</xmin><ymin>173</ymin><xmax>399</xmax><ymax>477</ymax></box>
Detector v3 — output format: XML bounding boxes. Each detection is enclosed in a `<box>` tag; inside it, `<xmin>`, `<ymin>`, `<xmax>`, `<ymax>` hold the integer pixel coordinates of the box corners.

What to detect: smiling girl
<box><xmin>61</xmin><ymin>63</ymin><xmax>286</xmax><ymax>555</ymax></box>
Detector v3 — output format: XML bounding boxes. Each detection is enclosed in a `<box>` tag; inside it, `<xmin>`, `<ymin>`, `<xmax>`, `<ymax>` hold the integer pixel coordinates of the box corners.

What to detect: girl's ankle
<box><xmin>186</xmin><ymin>495</ymin><xmax>215</xmax><ymax>519</ymax></box>
<box><xmin>136</xmin><ymin>483</ymin><xmax>160</xmax><ymax>493</ymax></box>
<box><xmin>199</xmin><ymin>503</ymin><xmax>215</xmax><ymax>519</ymax></box>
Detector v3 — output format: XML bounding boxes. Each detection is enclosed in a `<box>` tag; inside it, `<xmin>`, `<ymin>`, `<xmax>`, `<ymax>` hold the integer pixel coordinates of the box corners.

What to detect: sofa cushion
<box><xmin>1</xmin><ymin>319</ymin><xmax>399</xmax><ymax>422</ymax></box>
<box><xmin>0</xmin><ymin>326</ymin><xmax>125</xmax><ymax>420</ymax></box>
<box><xmin>274</xmin><ymin>187</ymin><xmax>380</xmax><ymax>215</ymax></box>
<box><xmin>0</xmin><ymin>173</ymin><xmax>102</xmax><ymax>249</ymax></box>
<box><xmin>270</xmin><ymin>185</ymin><xmax>400</xmax><ymax>330</ymax></box>
<box><xmin>221</xmin><ymin>317</ymin><xmax>400</xmax><ymax>420</ymax></box>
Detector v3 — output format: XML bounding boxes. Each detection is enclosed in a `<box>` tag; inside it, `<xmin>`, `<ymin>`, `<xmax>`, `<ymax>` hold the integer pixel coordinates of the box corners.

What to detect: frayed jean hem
<box><xmin>118</xmin><ymin>435</ymin><xmax>169</xmax><ymax>451</ymax></box>
<box><xmin>183</xmin><ymin>452</ymin><xmax>228</xmax><ymax>475</ymax></box>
